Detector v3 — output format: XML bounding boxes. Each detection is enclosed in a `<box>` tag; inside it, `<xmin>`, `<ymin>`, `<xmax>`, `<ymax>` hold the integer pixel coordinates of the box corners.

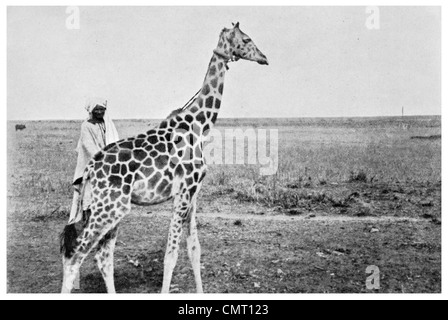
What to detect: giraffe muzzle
<box><xmin>256</xmin><ymin>51</ymin><xmax>269</xmax><ymax>65</ymax></box>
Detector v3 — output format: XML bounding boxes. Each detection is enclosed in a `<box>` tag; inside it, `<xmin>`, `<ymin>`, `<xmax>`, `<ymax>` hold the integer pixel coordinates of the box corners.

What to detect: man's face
<box><xmin>92</xmin><ymin>105</ymin><xmax>106</xmax><ymax>120</ymax></box>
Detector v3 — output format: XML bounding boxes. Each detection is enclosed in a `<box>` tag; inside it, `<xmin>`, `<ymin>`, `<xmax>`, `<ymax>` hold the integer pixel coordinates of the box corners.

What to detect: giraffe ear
<box><xmin>232</xmin><ymin>22</ymin><xmax>240</xmax><ymax>29</ymax></box>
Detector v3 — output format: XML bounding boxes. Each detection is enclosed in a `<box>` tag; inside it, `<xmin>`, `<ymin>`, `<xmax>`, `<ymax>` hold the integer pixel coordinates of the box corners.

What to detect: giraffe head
<box><xmin>217</xmin><ymin>22</ymin><xmax>269</xmax><ymax>65</ymax></box>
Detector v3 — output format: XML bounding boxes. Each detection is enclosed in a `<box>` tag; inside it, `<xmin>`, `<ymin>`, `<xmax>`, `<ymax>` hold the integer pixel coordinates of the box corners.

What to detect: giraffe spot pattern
<box><xmin>141</xmin><ymin>166</ymin><xmax>155</xmax><ymax>177</ymax></box>
<box><xmin>157</xmin><ymin>179</ymin><xmax>169</xmax><ymax>194</ymax></box>
<box><xmin>167</xmin><ymin>156</ymin><xmax>180</xmax><ymax>167</ymax></box>
<box><xmin>210</xmin><ymin>77</ymin><xmax>218</xmax><ymax>88</ymax></box>
<box><xmin>147</xmin><ymin>172</ymin><xmax>162</xmax><ymax>188</ymax></box>
<box><xmin>196</xmin><ymin>112</ymin><xmax>206</xmax><ymax>124</ymax></box>
<box><xmin>120</xmin><ymin>141</ymin><xmax>133</xmax><ymax>149</ymax></box>
<box><xmin>109</xmin><ymin>175</ymin><xmax>122</xmax><ymax>188</ymax></box>
<box><xmin>211</xmin><ymin>112</ymin><xmax>218</xmax><ymax>124</ymax></box>
<box><xmin>163</xmin><ymin>132</ymin><xmax>172</xmax><ymax>142</ymax></box>
<box><xmin>110</xmin><ymin>190</ymin><xmax>121</xmax><ymax>202</ymax></box>
<box><xmin>167</xmin><ymin>143</ymin><xmax>174</xmax><ymax>154</ymax></box>
<box><xmin>94</xmin><ymin>152</ymin><xmax>104</xmax><ymax>162</ymax></box>
<box><xmin>189</xmin><ymin>186</ymin><xmax>197</xmax><ymax>197</ymax></box>
<box><xmin>122</xmin><ymin>185</ymin><xmax>131</xmax><ymax>195</ymax></box>
<box><xmin>164</xmin><ymin>169</ymin><xmax>174</xmax><ymax>181</ymax></box>
<box><xmin>159</xmin><ymin>121</ymin><xmax>168</xmax><ymax>129</ymax></box>
<box><xmin>102</xmin><ymin>164</ymin><xmax>111</xmax><ymax>175</ymax></box>
<box><xmin>155</xmin><ymin>155</ymin><xmax>169</xmax><ymax>169</ymax></box>
<box><xmin>129</xmin><ymin>160</ymin><xmax>141</xmax><ymax>172</ymax></box>
<box><xmin>202</xmin><ymin>85</ymin><xmax>210</xmax><ymax>96</ymax></box>
<box><xmin>209</xmin><ymin>65</ymin><xmax>217</xmax><ymax>76</ymax></box>
<box><xmin>134</xmin><ymin>139</ymin><xmax>145</xmax><ymax>148</ymax></box>
<box><xmin>184</xmin><ymin>163</ymin><xmax>193</xmax><ymax>174</ymax></box>
<box><xmin>94</xmin><ymin>162</ymin><xmax>103</xmax><ymax>171</ymax></box>
<box><xmin>177</xmin><ymin>122</ymin><xmax>190</xmax><ymax>132</ymax></box>
<box><xmin>111</xmin><ymin>164</ymin><xmax>120</xmax><ymax>174</ymax></box>
<box><xmin>147</xmin><ymin>135</ymin><xmax>158</xmax><ymax>145</ymax></box>
<box><xmin>120</xmin><ymin>164</ymin><xmax>128</xmax><ymax>176</ymax></box>
<box><xmin>143</xmin><ymin>157</ymin><xmax>153</xmax><ymax>166</ymax></box>
<box><xmin>118</xmin><ymin>150</ymin><xmax>132</xmax><ymax>162</ymax></box>
<box><xmin>133</xmin><ymin>149</ymin><xmax>147</xmax><ymax>161</ymax></box>
<box><xmin>199</xmin><ymin>171</ymin><xmax>207</xmax><ymax>183</ymax></box>
<box><xmin>96</xmin><ymin>170</ymin><xmax>105</xmax><ymax>179</ymax></box>
<box><xmin>175</xmin><ymin>138</ymin><xmax>186</xmax><ymax>149</ymax></box>
<box><xmin>124</xmin><ymin>174</ymin><xmax>133</xmax><ymax>184</ymax></box>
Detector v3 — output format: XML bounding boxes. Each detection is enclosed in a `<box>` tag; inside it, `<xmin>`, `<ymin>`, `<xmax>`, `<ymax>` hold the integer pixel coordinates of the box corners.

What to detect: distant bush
<box><xmin>348</xmin><ymin>170</ymin><xmax>368</xmax><ymax>183</ymax></box>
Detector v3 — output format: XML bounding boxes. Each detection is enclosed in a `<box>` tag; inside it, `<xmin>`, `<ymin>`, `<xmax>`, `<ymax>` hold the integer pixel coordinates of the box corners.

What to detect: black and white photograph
<box><xmin>4</xmin><ymin>4</ymin><xmax>444</xmax><ymax>299</ymax></box>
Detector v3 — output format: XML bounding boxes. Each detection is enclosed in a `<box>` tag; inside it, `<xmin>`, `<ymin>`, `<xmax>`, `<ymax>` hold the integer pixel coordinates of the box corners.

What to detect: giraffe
<box><xmin>60</xmin><ymin>22</ymin><xmax>268</xmax><ymax>294</ymax></box>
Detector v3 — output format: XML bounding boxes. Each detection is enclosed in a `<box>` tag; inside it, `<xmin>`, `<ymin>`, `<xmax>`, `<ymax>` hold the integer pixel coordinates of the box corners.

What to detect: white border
<box><xmin>1</xmin><ymin>1</ymin><xmax>446</xmax><ymax>300</ymax></box>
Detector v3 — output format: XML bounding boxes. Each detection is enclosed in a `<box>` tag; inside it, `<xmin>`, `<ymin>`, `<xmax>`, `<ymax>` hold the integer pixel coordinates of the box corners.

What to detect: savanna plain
<box><xmin>7</xmin><ymin>116</ymin><xmax>441</xmax><ymax>293</ymax></box>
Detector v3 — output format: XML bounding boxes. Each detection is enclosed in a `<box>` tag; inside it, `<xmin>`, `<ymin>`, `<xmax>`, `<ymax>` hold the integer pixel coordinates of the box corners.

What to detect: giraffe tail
<box><xmin>60</xmin><ymin>162</ymin><xmax>93</xmax><ymax>258</ymax></box>
<box><xmin>60</xmin><ymin>224</ymin><xmax>78</xmax><ymax>258</ymax></box>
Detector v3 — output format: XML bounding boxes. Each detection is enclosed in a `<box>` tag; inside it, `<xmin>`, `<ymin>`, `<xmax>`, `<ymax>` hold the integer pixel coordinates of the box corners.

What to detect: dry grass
<box><xmin>7</xmin><ymin>116</ymin><xmax>441</xmax><ymax>293</ymax></box>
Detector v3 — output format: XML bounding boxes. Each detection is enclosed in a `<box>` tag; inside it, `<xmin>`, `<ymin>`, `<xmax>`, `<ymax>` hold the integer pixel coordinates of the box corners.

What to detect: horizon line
<box><xmin>6</xmin><ymin>114</ymin><xmax>442</xmax><ymax>122</ymax></box>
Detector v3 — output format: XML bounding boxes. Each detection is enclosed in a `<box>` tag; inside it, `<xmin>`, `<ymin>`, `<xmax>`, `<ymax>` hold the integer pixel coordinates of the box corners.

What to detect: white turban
<box><xmin>84</xmin><ymin>97</ymin><xmax>120</xmax><ymax>145</ymax></box>
<box><xmin>85</xmin><ymin>97</ymin><xmax>108</xmax><ymax>114</ymax></box>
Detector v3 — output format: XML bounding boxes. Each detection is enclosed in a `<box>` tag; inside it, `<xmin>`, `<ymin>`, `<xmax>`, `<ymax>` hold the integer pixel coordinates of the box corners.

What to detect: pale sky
<box><xmin>7</xmin><ymin>6</ymin><xmax>441</xmax><ymax>120</ymax></box>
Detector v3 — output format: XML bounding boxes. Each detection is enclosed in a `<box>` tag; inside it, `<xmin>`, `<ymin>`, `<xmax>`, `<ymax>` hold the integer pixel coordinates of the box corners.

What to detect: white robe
<box><xmin>73</xmin><ymin>119</ymin><xmax>119</xmax><ymax>183</ymax></box>
<box><xmin>69</xmin><ymin>98</ymin><xmax>119</xmax><ymax>224</ymax></box>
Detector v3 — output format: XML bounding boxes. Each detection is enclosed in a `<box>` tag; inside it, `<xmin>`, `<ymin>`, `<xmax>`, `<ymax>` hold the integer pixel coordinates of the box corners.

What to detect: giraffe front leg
<box><xmin>185</xmin><ymin>206</ymin><xmax>204</xmax><ymax>293</ymax></box>
<box><xmin>161</xmin><ymin>214</ymin><xmax>184</xmax><ymax>293</ymax></box>
<box><xmin>61</xmin><ymin>254</ymin><xmax>82</xmax><ymax>294</ymax></box>
<box><xmin>95</xmin><ymin>226</ymin><xmax>119</xmax><ymax>294</ymax></box>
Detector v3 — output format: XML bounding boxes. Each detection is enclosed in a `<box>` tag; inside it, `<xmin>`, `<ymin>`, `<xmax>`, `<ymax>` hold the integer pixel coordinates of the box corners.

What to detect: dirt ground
<box><xmin>7</xmin><ymin>199</ymin><xmax>441</xmax><ymax>294</ymax></box>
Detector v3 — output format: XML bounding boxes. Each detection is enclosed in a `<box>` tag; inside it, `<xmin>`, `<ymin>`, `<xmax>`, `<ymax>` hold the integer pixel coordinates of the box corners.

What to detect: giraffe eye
<box><xmin>243</xmin><ymin>38</ymin><xmax>251</xmax><ymax>44</ymax></box>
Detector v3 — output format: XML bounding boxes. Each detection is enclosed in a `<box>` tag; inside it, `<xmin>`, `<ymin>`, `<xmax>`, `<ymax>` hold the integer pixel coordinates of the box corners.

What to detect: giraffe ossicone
<box><xmin>60</xmin><ymin>22</ymin><xmax>268</xmax><ymax>294</ymax></box>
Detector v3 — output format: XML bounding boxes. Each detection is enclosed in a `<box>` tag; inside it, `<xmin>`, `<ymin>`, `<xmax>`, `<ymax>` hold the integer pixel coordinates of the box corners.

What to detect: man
<box><xmin>68</xmin><ymin>98</ymin><xmax>120</xmax><ymax>225</ymax></box>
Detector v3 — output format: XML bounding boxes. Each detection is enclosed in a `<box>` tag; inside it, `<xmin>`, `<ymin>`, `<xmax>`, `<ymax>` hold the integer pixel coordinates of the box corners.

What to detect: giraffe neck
<box><xmin>185</xmin><ymin>52</ymin><xmax>227</xmax><ymax>133</ymax></box>
<box><xmin>164</xmin><ymin>31</ymin><xmax>233</xmax><ymax>134</ymax></box>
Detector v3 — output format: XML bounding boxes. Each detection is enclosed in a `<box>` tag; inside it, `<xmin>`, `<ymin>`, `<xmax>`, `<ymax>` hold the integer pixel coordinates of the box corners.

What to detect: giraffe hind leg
<box><xmin>60</xmin><ymin>210</ymin><xmax>90</xmax><ymax>293</ymax></box>
<box><xmin>60</xmin><ymin>209</ymin><xmax>91</xmax><ymax>259</ymax></box>
<box><xmin>94</xmin><ymin>226</ymin><xmax>119</xmax><ymax>294</ymax></box>
<box><xmin>61</xmin><ymin>203</ymin><xmax>130</xmax><ymax>293</ymax></box>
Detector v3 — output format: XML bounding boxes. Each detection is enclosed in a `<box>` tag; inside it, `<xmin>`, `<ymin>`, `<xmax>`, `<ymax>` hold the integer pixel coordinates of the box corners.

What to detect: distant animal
<box><xmin>15</xmin><ymin>124</ymin><xmax>26</xmax><ymax>131</ymax></box>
